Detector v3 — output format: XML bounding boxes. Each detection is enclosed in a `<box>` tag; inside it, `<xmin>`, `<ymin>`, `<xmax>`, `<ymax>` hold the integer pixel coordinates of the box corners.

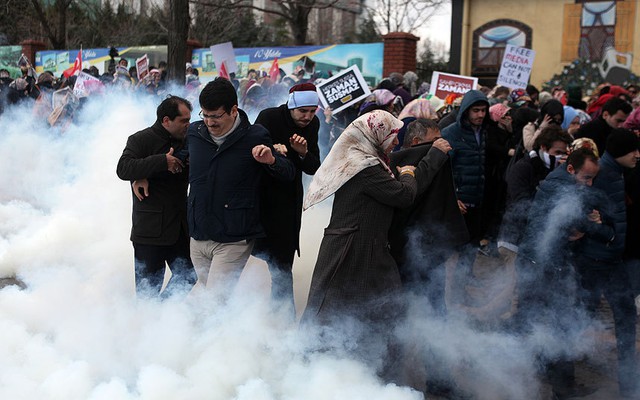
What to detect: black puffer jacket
<box><xmin>441</xmin><ymin>90</ymin><xmax>490</xmax><ymax>206</ymax></box>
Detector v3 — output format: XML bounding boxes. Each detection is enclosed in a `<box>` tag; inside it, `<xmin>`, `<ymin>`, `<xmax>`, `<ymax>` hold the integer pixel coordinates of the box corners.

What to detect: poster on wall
<box><xmin>429</xmin><ymin>72</ymin><xmax>478</xmax><ymax>100</ymax></box>
<box><xmin>35</xmin><ymin>43</ymin><xmax>384</xmax><ymax>87</ymax></box>
<box><xmin>36</xmin><ymin>46</ymin><xmax>167</xmax><ymax>76</ymax></box>
<box><xmin>497</xmin><ymin>45</ymin><xmax>536</xmax><ymax>89</ymax></box>
<box><xmin>316</xmin><ymin>65</ymin><xmax>371</xmax><ymax>114</ymax></box>
<box><xmin>0</xmin><ymin>46</ymin><xmax>23</xmax><ymax>78</ymax></box>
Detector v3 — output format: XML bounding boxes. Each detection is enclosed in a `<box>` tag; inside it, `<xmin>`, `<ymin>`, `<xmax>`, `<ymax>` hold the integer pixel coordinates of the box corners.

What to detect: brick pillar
<box><xmin>20</xmin><ymin>40</ymin><xmax>47</xmax><ymax>65</ymax></box>
<box><xmin>382</xmin><ymin>32</ymin><xmax>420</xmax><ymax>77</ymax></box>
<box><xmin>186</xmin><ymin>39</ymin><xmax>203</xmax><ymax>64</ymax></box>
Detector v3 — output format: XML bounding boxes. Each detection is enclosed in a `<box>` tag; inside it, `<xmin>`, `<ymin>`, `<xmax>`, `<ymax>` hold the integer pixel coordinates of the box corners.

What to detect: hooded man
<box><xmin>253</xmin><ymin>83</ymin><xmax>321</xmax><ymax>315</ymax></box>
<box><xmin>441</xmin><ymin>89</ymin><xmax>491</xmax><ymax>306</ymax></box>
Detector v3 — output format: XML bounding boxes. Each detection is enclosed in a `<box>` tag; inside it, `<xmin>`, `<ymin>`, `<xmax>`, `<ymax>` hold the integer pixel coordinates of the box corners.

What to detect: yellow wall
<box><xmin>634</xmin><ymin>2</ymin><xmax>640</xmax><ymax>73</ymax></box>
<box><xmin>461</xmin><ymin>0</ymin><xmax>639</xmax><ymax>88</ymax></box>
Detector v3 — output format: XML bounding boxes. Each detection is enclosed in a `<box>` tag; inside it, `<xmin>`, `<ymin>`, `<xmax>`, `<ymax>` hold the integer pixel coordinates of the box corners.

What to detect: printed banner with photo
<box><xmin>497</xmin><ymin>45</ymin><xmax>536</xmax><ymax>90</ymax></box>
<box><xmin>34</xmin><ymin>43</ymin><xmax>383</xmax><ymax>87</ymax></box>
<box><xmin>0</xmin><ymin>46</ymin><xmax>24</xmax><ymax>78</ymax></box>
<box><xmin>191</xmin><ymin>43</ymin><xmax>384</xmax><ymax>87</ymax></box>
<box><xmin>36</xmin><ymin>46</ymin><xmax>167</xmax><ymax>76</ymax></box>
<box><xmin>429</xmin><ymin>72</ymin><xmax>478</xmax><ymax>100</ymax></box>
<box><xmin>316</xmin><ymin>65</ymin><xmax>371</xmax><ymax>114</ymax></box>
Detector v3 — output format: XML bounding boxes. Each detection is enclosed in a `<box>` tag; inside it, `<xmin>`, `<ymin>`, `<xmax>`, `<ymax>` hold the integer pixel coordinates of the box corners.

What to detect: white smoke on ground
<box><xmin>0</xmin><ymin>92</ymin><xmax>421</xmax><ymax>400</ymax></box>
<box><xmin>0</xmin><ymin>90</ymin><xmax>608</xmax><ymax>400</ymax></box>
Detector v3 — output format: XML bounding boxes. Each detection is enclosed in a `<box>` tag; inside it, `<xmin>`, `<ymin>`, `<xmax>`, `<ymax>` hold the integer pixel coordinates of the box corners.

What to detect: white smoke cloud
<box><xmin>0</xmin><ymin>90</ymin><xmax>610</xmax><ymax>400</ymax></box>
<box><xmin>0</xmin><ymin>93</ymin><xmax>422</xmax><ymax>400</ymax></box>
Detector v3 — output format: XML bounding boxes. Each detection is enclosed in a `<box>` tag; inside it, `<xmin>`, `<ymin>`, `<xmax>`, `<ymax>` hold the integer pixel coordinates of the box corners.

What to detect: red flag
<box><xmin>218</xmin><ymin>61</ymin><xmax>230</xmax><ymax>80</ymax></box>
<box><xmin>63</xmin><ymin>49</ymin><xmax>82</xmax><ymax>78</ymax></box>
<box><xmin>269</xmin><ymin>57</ymin><xmax>279</xmax><ymax>82</ymax></box>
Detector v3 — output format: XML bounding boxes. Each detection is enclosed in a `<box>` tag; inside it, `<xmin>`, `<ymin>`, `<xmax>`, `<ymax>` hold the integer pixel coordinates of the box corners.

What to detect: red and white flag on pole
<box><xmin>269</xmin><ymin>57</ymin><xmax>279</xmax><ymax>82</ymax></box>
<box><xmin>218</xmin><ymin>61</ymin><xmax>230</xmax><ymax>80</ymax></box>
<box><xmin>63</xmin><ymin>48</ymin><xmax>82</xmax><ymax>78</ymax></box>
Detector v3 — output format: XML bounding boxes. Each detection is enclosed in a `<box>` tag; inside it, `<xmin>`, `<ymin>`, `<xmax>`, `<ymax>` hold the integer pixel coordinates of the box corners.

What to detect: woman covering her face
<box><xmin>523</xmin><ymin>99</ymin><xmax>565</xmax><ymax>151</ymax></box>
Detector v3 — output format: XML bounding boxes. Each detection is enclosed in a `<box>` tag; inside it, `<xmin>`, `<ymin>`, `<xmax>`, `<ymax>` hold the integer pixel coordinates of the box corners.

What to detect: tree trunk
<box><xmin>55</xmin><ymin>0</ymin><xmax>67</xmax><ymax>49</ymax></box>
<box><xmin>168</xmin><ymin>0</ymin><xmax>189</xmax><ymax>84</ymax></box>
<box><xmin>290</xmin><ymin>6</ymin><xmax>310</xmax><ymax>45</ymax></box>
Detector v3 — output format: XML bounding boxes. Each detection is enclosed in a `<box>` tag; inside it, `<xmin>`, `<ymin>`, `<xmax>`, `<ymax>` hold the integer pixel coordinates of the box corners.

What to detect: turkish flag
<box><xmin>63</xmin><ymin>49</ymin><xmax>82</xmax><ymax>78</ymax></box>
<box><xmin>269</xmin><ymin>57</ymin><xmax>279</xmax><ymax>82</ymax></box>
<box><xmin>218</xmin><ymin>61</ymin><xmax>230</xmax><ymax>80</ymax></box>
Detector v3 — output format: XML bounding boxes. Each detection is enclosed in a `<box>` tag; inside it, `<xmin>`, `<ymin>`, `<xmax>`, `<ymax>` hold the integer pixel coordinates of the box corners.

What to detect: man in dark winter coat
<box><xmin>117</xmin><ymin>95</ymin><xmax>196</xmax><ymax>296</ymax></box>
<box><xmin>574</xmin><ymin>129</ymin><xmax>639</xmax><ymax>398</ymax></box>
<box><xmin>389</xmin><ymin>119</ymin><xmax>466</xmax><ymax>314</ymax></box>
<box><xmin>574</xmin><ymin>97</ymin><xmax>631</xmax><ymax>154</ymax></box>
<box><xmin>187</xmin><ymin>78</ymin><xmax>295</xmax><ymax>299</ymax></box>
<box><xmin>441</xmin><ymin>89</ymin><xmax>490</xmax><ymax>305</ymax></box>
<box><xmin>253</xmin><ymin>83</ymin><xmax>321</xmax><ymax>313</ymax></box>
<box><xmin>519</xmin><ymin>148</ymin><xmax>611</xmax><ymax>399</ymax></box>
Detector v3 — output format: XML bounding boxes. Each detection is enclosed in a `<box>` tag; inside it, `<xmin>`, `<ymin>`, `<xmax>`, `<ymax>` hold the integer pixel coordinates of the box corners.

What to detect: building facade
<box><xmin>451</xmin><ymin>0</ymin><xmax>639</xmax><ymax>89</ymax></box>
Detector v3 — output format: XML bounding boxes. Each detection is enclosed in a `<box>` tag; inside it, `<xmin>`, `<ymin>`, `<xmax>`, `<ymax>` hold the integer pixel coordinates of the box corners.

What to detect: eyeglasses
<box><xmin>199</xmin><ymin>110</ymin><xmax>227</xmax><ymax>120</ymax></box>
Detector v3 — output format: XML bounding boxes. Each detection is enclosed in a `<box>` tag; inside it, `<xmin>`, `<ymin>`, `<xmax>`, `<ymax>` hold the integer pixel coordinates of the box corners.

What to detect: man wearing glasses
<box><xmin>187</xmin><ymin>78</ymin><xmax>295</xmax><ymax>300</ymax></box>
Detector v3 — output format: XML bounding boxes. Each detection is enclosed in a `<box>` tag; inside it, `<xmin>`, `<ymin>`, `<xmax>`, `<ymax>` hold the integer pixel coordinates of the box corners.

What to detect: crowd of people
<box><xmin>3</xmin><ymin>56</ymin><xmax>640</xmax><ymax>398</ymax></box>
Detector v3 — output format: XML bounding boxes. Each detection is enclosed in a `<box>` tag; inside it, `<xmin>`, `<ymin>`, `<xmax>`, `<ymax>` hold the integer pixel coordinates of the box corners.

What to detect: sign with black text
<box><xmin>497</xmin><ymin>45</ymin><xmax>536</xmax><ymax>89</ymax></box>
<box><xmin>316</xmin><ymin>65</ymin><xmax>371</xmax><ymax>114</ymax></box>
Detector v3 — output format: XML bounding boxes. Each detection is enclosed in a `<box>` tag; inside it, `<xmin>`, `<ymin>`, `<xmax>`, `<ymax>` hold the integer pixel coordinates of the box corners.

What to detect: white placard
<box><xmin>316</xmin><ymin>65</ymin><xmax>371</xmax><ymax>114</ymax></box>
<box><xmin>497</xmin><ymin>45</ymin><xmax>536</xmax><ymax>89</ymax></box>
<box><xmin>210</xmin><ymin>42</ymin><xmax>237</xmax><ymax>74</ymax></box>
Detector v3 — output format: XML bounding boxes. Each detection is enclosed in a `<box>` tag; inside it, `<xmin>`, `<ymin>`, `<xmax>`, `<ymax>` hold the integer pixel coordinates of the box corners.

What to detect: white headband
<box><xmin>287</xmin><ymin>90</ymin><xmax>319</xmax><ymax>109</ymax></box>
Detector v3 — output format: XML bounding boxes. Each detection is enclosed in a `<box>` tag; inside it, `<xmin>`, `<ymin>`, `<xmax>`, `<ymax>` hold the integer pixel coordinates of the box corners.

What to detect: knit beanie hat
<box><xmin>287</xmin><ymin>83</ymin><xmax>318</xmax><ymax>109</ymax></box>
<box><xmin>606</xmin><ymin>128</ymin><xmax>639</xmax><ymax>158</ymax></box>
<box><xmin>489</xmin><ymin>103</ymin><xmax>510</xmax><ymax>122</ymax></box>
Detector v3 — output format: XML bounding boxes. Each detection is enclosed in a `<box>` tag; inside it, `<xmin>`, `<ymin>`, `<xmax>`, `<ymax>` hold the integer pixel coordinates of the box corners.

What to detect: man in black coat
<box><xmin>253</xmin><ymin>83</ymin><xmax>321</xmax><ymax>313</ymax></box>
<box><xmin>389</xmin><ymin>119</ymin><xmax>466</xmax><ymax>314</ymax></box>
<box><xmin>388</xmin><ymin>119</ymin><xmax>467</xmax><ymax>398</ymax></box>
<box><xmin>116</xmin><ymin>95</ymin><xmax>196</xmax><ymax>296</ymax></box>
<box><xmin>574</xmin><ymin>97</ymin><xmax>631</xmax><ymax>154</ymax></box>
<box><xmin>574</xmin><ymin>129</ymin><xmax>640</xmax><ymax>398</ymax></box>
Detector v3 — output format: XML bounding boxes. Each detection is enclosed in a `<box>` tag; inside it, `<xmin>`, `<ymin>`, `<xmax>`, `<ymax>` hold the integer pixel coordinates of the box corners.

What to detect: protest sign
<box><xmin>210</xmin><ymin>42</ymin><xmax>237</xmax><ymax>75</ymax></box>
<box><xmin>316</xmin><ymin>65</ymin><xmax>371</xmax><ymax>114</ymax></box>
<box><xmin>136</xmin><ymin>54</ymin><xmax>149</xmax><ymax>81</ymax></box>
<box><xmin>497</xmin><ymin>45</ymin><xmax>536</xmax><ymax>89</ymax></box>
<box><xmin>429</xmin><ymin>72</ymin><xmax>478</xmax><ymax>99</ymax></box>
<box><xmin>73</xmin><ymin>71</ymin><xmax>104</xmax><ymax>98</ymax></box>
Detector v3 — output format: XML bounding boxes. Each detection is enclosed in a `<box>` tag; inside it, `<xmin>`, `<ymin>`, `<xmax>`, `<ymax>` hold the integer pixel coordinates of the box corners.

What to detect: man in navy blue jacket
<box><xmin>187</xmin><ymin>78</ymin><xmax>295</xmax><ymax>299</ymax></box>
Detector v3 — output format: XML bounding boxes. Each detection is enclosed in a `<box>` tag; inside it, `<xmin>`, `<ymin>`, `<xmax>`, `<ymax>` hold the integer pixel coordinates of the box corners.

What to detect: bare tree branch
<box><xmin>365</xmin><ymin>0</ymin><xmax>446</xmax><ymax>35</ymax></box>
<box><xmin>188</xmin><ymin>0</ymin><xmax>341</xmax><ymax>44</ymax></box>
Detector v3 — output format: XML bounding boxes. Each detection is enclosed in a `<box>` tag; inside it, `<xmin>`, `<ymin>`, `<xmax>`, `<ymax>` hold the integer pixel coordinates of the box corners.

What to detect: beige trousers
<box><xmin>190</xmin><ymin>238</ymin><xmax>254</xmax><ymax>298</ymax></box>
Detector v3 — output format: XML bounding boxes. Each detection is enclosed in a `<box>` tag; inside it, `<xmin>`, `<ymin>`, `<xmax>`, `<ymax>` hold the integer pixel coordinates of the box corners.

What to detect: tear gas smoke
<box><xmin>0</xmin><ymin>90</ymin><xmax>610</xmax><ymax>399</ymax></box>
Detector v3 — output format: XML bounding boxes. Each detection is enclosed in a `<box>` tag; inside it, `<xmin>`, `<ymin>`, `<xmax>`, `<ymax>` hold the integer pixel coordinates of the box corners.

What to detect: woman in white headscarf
<box><xmin>302</xmin><ymin>110</ymin><xmax>418</xmax><ymax>381</ymax></box>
